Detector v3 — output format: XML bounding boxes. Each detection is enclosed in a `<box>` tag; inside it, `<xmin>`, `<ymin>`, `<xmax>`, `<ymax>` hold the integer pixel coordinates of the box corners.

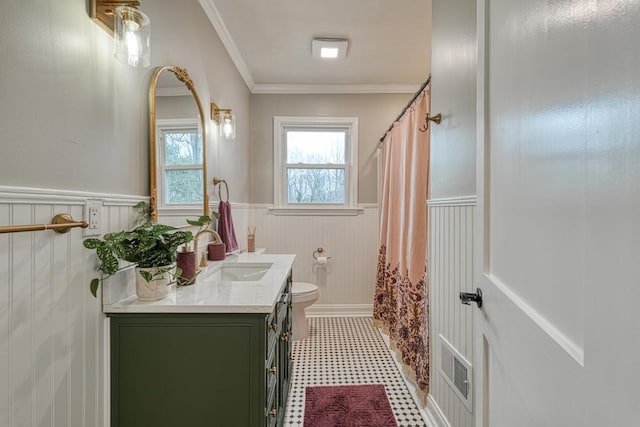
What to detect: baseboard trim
<box><xmin>426</xmin><ymin>394</ymin><xmax>452</xmax><ymax>427</ymax></box>
<box><xmin>306</xmin><ymin>304</ymin><xmax>373</xmax><ymax>317</ymax></box>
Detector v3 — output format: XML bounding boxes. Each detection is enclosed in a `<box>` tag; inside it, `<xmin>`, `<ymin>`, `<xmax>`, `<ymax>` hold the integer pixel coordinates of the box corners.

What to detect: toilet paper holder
<box><xmin>312</xmin><ymin>247</ymin><xmax>331</xmax><ymax>261</ymax></box>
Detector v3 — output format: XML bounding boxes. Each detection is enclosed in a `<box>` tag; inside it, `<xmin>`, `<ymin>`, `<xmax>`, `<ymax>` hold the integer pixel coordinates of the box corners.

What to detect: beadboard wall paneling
<box><xmin>1</xmin><ymin>194</ymin><xmax>376</xmax><ymax>426</ymax></box>
<box><xmin>0</xmin><ymin>188</ymin><xmax>141</xmax><ymax>427</ymax></box>
<box><xmin>428</xmin><ymin>199</ymin><xmax>475</xmax><ymax>427</ymax></box>
<box><xmin>252</xmin><ymin>206</ymin><xmax>378</xmax><ymax>309</ymax></box>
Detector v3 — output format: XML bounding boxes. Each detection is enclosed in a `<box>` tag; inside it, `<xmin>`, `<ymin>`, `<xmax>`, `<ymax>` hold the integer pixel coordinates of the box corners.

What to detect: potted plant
<box><xmin>83</xmin><ymin>202</ymin><xmax>193</xmax><ymax>300</ymax></box>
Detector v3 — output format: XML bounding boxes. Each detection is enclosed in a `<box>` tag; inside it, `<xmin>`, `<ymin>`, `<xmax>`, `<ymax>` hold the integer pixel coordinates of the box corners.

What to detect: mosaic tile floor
<box><xmin>283</xmin><ymin>317</ymin><xmax>427</xmax><ymax>427</ymax></box>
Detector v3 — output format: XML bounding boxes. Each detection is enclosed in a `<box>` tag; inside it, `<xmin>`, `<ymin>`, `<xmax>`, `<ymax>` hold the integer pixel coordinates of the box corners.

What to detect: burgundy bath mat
<box><xmin>304</xmin><ymin>384</ymin><xmax>398</xmax><ymax>427</ymax></box>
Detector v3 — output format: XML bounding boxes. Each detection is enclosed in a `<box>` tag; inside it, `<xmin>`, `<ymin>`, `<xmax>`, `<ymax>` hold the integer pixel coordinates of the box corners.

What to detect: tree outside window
<box><xmin>158</xmin><ymin>123</ymin><xmax>203</xmax><ymax>207</ymax></box>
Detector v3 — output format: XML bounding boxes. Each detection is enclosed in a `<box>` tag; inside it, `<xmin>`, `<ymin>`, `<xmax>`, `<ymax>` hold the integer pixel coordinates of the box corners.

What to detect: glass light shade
<box><xmin>219</xmin><ymin>111</ymin><xmax>236</xmax><ymax>141</ymax></box>
<box><xmin>114</xmin><ymin>6</ymin><xmax>150</xmax><ymax>68</ymax></box>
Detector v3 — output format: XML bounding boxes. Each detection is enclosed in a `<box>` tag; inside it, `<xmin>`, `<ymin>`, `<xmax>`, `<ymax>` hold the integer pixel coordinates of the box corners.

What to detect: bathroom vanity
<box><xmin>104</xmin><ymin>254</ymin><xmax>295</xmax><ymax>427</ymax></box>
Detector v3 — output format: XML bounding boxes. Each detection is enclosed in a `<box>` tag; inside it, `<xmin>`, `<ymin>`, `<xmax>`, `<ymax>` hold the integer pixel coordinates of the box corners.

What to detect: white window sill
<box><xmin>268</xmin><ymin>207</ymin><xmax>364</xmax><ymax>216</ymax></box>
<box><xmin>157</xmin><ymin>206</ymin><xmax>203</xmax><ymax>216</ymax></box>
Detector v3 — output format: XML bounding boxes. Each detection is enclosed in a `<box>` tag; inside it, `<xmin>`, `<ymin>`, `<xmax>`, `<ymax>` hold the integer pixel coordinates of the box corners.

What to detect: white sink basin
<box><xmin>215</xmin><ymin>263</ymin><xmax>273</xmax><ymax>282</ymax></box>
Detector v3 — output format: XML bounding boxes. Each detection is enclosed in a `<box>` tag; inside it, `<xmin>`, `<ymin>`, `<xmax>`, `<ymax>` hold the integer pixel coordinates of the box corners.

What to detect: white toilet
<box><xmin>291</xmin><ymin>282</ymin><xmax>319</xmax><ymax>340</ymax></box>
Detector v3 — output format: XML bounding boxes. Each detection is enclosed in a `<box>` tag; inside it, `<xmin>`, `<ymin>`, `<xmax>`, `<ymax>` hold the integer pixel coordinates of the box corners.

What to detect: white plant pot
<box><xmin>135</xmin><ymin>264</ymin><xmax>175</xmax><ymax>301</ymax></box>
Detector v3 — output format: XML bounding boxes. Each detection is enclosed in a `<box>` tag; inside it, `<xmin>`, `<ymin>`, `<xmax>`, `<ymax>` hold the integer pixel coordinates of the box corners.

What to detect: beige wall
<box><xmin>156</xmin><ymin>95</ymin><xmax>199</xmax><ymax>120</ymax></box>
<box><xmin>0</xmin><ymin>0</ymin><xmax>251</xmax><ymax>202</ymax></box>
<box><xmin>0</xmin><ymin>0</ymin><xmax>145</xmax><ymax>195</ymax></box>
<box><xmin>429</xmin><ymin>0</ymin><xmax>477</xmax><ymax>199</ymax></box>
<box><xmin>250</xmin><ymin>93</ymin><xmax>412</xmax><ymax>204</ymax></box>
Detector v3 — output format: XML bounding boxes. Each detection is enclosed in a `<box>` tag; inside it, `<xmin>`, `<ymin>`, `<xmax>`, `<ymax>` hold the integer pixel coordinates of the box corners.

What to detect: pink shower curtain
<box><xmin>374</xmin><ymin>87</ymin><xmax>430</xmax><ymax>395</ymax></box>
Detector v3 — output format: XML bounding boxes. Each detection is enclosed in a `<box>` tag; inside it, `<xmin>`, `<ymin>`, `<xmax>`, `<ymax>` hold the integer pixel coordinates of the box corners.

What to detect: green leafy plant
<box><xmin>186</xmin><ymin>211</ymin><xmax>220</xmax><ymax>235</ymax></box>
<box><xmin>83</xmin><ymin>202</ymin><xmax>193</xmax><ymax>297</ymax></box>
<box><xmin>186</xmin><ymin>215</ymin><xmax>212</xmax><ymax>229</ymax></box>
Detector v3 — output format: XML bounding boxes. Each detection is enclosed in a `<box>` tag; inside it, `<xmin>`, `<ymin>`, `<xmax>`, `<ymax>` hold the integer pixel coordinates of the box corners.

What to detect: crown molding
<box><xmin>251</xmin><ymin>83</ymin><xmax>420</xmax><ymax>95</ymax></box>
<box><xmin>198</xmin><ymin>0</ymin><xmax>255</xmax><ymax>90</ymax></box>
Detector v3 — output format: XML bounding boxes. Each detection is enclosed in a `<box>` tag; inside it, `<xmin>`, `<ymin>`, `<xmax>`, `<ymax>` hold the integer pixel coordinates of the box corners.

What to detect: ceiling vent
<box><xmin>312</xmin><ymin>38</ymin><xmax>349</xmax><ymax>59</ymax></box>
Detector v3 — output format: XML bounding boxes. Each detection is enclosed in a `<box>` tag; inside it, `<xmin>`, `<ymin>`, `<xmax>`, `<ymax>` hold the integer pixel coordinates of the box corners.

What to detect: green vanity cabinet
<box><xmin>109</xmin><ymin>277</ymin><xmax>292</xmax><ymax>427</ymax></box>
<box><xmin>273</xmin><ymin>282</ymin><xmax>293</xmax><ymax>426</ymax></box>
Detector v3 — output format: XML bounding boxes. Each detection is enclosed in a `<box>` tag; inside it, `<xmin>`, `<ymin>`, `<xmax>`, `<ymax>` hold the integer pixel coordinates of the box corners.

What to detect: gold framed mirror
<box><xmin>149</xmin><ymin>66</ymin><xmax>209</xmax><ymax>221</ymax></box>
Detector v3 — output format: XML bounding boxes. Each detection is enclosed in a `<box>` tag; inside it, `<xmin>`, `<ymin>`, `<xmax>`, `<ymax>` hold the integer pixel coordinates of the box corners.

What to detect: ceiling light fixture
<box><xmin>312</xmin><ymin>38</ymin><xmax>349</xmax><ymax>59</ymax></box>
<box><xmin>320</xmin><ymin>47</ymin><xmax>339</xmax><ymax>58</ymax></box>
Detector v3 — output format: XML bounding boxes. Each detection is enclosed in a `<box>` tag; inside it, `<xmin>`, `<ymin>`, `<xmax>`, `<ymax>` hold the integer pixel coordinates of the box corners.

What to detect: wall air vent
<box><xmin>439</xmin><ymin>334</ymin><xmax>473</xmax><ymax>412</ymax></box>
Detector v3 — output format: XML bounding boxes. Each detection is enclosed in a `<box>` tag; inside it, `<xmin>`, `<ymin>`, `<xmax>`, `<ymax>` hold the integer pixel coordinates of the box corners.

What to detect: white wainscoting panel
<box><xmin>428</xmin><ymin>198</ymin><xmax>475</xmax><ymax>427</ymax></box>
<box><xmin>0</xmin><ymin>187</ymin><xmax>142</xmax><ymax>427</ymax></box>
<box><xmin>252</xmin><ymin>205</ymin><xmax>378</xmax><ymax>309</ymax></box>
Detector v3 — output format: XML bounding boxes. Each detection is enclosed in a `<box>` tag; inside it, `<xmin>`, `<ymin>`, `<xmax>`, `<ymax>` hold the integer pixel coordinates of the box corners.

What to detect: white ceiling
<box><xmin>199</xmin><ymin>0</ymin><xmax>431</xmax><ymax>94</ymax></box>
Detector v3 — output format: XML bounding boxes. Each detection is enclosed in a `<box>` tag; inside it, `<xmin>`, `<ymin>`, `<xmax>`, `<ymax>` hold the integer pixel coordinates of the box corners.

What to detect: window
<box><xmin>157</xmin><ymin>119</ymin><xmax>203</xmax><ymax>210</ymax></box>
<box><xmin>273</xmin><ymin>116</ymin><xmax>359</xmax><ymax>213</ymax></box>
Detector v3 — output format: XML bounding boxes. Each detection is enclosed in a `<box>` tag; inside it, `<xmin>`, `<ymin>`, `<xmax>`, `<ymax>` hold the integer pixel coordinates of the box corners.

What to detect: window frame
<box><xmin>272</xmin><ymin>116</ymin><xmax>359</xmax><ymax>215</ymax></box>
<box><xmin>156</xmin><ymin>118</ymin><xmax>204</xmax><ymax>213</ymax></box>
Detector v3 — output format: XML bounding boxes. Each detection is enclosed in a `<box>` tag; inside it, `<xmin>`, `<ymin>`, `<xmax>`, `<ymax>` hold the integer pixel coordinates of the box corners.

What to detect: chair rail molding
<box><xmin>427</xmin><ymin>195</ymin><xmax>477</xmax><ymax>207</ymax></box>
<box><xmin>0</xmin><ymin>185</ymin><xmax>146</xmax><ymax>205</ymax></box>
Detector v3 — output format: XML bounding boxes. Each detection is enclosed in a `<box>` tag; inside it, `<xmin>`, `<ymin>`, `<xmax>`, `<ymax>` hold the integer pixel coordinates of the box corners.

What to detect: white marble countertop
<box><xmin>103</xmin><ymin>253</ymin><xmax>296</xmax><ymax>314</ymax></box>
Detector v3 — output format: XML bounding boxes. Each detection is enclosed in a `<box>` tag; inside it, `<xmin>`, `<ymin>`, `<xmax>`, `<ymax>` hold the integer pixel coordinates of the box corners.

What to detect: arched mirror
<box><xmin>149</xmin><ymin>66</ymin><xmax>209</xmax><ymax>222</ymax></box>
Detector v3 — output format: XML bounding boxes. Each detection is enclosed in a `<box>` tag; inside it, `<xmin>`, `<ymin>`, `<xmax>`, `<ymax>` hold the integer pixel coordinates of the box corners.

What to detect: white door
<box><xmin>473</xmin><ymin>1</ymin><xmax>640</xmax><ymax>426</ymax></box>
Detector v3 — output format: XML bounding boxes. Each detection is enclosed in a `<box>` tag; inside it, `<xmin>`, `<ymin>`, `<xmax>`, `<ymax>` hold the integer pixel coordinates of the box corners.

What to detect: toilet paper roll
<box><xmin>316</xmin><ymin>256</ymin><xmax>328</xmax><ymax>265</ymax></box>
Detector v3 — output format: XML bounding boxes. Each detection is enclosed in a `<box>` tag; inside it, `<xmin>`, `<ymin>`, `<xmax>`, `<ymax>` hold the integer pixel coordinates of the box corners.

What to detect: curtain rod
<box><xmin>378</xmin><ymin>76</ymin><xmax>431</xmax><ymax>146</ymax></box>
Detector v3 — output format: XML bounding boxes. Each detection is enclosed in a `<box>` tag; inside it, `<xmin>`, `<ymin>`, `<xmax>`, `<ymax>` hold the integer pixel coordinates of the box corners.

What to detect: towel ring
<box><xmin>212</xmin><ymin>177</ymin><xmax>230</xmax><ymax>202</ymax></box>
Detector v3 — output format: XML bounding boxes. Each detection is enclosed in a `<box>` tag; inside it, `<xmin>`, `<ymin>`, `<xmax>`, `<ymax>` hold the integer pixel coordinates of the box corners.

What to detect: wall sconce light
<box><xmin>90</xmin><ymin>1</ymin><xmax>151</xmax><ymax>68</ymax></box>
<box><xmin>211</xmin><ymin>103</ymin><xmax>236</xmax><ymax>141</ymax></box>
